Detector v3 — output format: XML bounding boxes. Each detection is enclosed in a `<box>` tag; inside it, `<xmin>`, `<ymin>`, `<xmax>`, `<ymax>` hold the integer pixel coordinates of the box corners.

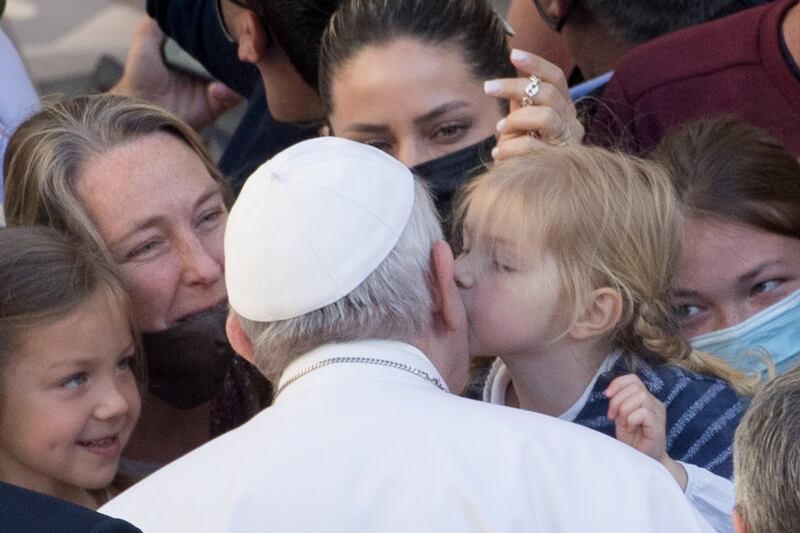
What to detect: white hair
<box><xmin>236</xmin><ymin>180</ymin><xmax>443</xmax><ymax>382</ymax></box>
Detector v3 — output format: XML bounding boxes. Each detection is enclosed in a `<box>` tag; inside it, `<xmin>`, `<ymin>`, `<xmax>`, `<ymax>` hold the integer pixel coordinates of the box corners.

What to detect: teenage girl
<box><xmin>0</xmin><ymin>226</ymin><xmax>141</xmax><ymax>509</ymax></box>
<box><xmin>454</xmin><ymin>145</ymin><xmax>755</xmax><ymax>531</ymax></box>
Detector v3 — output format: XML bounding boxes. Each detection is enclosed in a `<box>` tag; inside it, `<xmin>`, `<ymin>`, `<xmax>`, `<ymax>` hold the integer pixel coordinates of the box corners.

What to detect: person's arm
<box><xmin>506</xmin><ymin>0</ymin><xmax>574</xmax><ymax>76</ymax></box>
<box><xmin>146</xmin><ymin>0</ymin><xmax>258</xmax><ymax>96</ymax></box>
<box><xmin>681</xmin><ymin>462</ymin><xmax>735</xmax><ymax>533</ymax></box>
<box><xmin>606</xmin><ymin>374</ymin><xmax>688</xmax><ymax>488</ymax></box>
<box><xmin>606</xmin><ymin>374</ymin><xmax>737</xmax><ymax>532</ymax></box>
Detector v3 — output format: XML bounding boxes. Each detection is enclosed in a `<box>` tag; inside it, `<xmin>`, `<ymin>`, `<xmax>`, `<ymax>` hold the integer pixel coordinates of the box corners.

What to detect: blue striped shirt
<box><xmin>573</xmin><ymin>356</ymin><xmax>748</xmax><ymax>479</ymax></box>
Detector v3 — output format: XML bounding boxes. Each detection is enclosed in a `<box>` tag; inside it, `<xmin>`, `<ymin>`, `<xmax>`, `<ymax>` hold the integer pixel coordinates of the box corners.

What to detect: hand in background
<box><xmin>111</xmin><ymin>17</ymin><xmax>242</xmax><ymax>131</ymax></box>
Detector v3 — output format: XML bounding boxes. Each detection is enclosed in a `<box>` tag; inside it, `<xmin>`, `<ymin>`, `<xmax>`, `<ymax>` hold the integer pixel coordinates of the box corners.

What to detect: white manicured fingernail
<box><xmin>491</xmin><ymin>147</ymin><xmax>500</xmax><ymax>160</ymax></box>
<box><xmin>484</xmin><ymin>80</ymin><xmax>501</xmax><ymax>95</ymax></box>
<box><xmin>510</xmin><ymin>49</ymin><xmax>528</xmax><ymax>62</ymax></box>
<box><xmin>496</xmin><ymin>119</ymin><xmax>506</xmax><ymax>132</ymax></box>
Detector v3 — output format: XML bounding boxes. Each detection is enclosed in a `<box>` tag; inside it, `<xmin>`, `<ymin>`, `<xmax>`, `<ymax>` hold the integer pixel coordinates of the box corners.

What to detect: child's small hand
<box><xmin>605</xmin><ymin>374</ymin><xmax>687</xmax><ymax>490</ymax></box>
<box><xmin>606</xmin><ymin>374</ymin><xmax>667</xmax><ymax>460</ymax></box>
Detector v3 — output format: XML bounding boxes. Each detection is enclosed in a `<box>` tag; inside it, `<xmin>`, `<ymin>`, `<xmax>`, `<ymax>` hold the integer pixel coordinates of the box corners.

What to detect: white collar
<box><xmin>275</xmin><ymin>340</ymin><xmax>449</xmax><ymax>403</ymax></box>
<box><xmin>483</xmin><ymin>351</ymin><xmax>621</xmax><ymax>421</ymax></box>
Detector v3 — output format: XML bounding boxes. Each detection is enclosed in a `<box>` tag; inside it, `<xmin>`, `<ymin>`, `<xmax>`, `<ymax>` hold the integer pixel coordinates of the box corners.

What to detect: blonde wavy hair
<box><xmin>457</xmin><ymin>145</ymin><xmax>757</xmax><ymax>396</ymax></box>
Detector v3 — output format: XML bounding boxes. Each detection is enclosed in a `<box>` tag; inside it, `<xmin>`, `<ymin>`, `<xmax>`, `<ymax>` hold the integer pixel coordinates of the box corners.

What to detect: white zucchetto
<box><xmin>225</xmin><ymin>137</ymin><xmax>414</xmax><ymax>321</ymax></box>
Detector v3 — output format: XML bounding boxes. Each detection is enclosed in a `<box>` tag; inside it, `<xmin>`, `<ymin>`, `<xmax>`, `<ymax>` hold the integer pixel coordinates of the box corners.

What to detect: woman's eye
<box><xmin>198</xmin><ymin>208</ymin><xmax>225</xmax><ymax>228</ymax></box>
<box><xmin>675</xmin><ymin>304</ymin><xmax>702</xmax><ymax>318</ymax></box>
<box><xmin>61</xmin><ymin>373</ymin><xmax>88</xmax><ymax>390</ymax></box>
<box><xmin>126</xmin><ymin>240</ymin><xmax>162</xmax><ymax>260</ymax></box>
<box><xmin>433</xmin><ymin>123</ymin><xmax>470</xmax><ymax>143</ymax></box>
<box><xmin>364</xmin><ymin>140</ymin><xmax>393</xmax><ymax>154</ymax></box>
<box><xmin>752</xmin><ymin>279</ymin><xmax>782</xmax><ymax>295</ymax></box>
<box><xmin>117</xmin><ymin>356</ymin><xmax>136</xmax><ymax>372</ymax></box>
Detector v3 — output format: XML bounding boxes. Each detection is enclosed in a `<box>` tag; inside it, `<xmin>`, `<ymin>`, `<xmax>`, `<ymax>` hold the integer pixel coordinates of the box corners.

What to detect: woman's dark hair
<box><xmin>650</xmin><ymin>116</ymin><xmax>800</xmax><ymax>240</ymax></box>
<box><xmin>318</xmin><ymin>0</ymin><xmax>515</xmax><ymax>114</ymax></box>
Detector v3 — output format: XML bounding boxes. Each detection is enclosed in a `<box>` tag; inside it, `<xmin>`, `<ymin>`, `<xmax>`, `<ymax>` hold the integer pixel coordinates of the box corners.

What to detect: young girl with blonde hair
<box><xmin>455</xmin><ymin>145</ymin><xmax>753</xmax><ymax>531</ymax></box>
<box><xmin>0</xmin><ymin>226</ymin><xmax>141</xmax><ymax>508</ymax></box>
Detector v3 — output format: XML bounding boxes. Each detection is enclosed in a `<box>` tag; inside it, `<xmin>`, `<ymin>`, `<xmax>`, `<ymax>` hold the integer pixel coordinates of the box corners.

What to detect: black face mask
<box><xmin>141</xmin><ymin>302</ymin><xmax>233</xmax><ymax>410</ymax></box>
<box><xmin>410</xmin><ymin>136</ymin><xmax>496</xmax><ymax>221</ymax></box>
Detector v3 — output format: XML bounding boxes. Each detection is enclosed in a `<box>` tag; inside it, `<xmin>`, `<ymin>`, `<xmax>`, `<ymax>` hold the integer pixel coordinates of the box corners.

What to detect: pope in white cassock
<box><xmin>101</xmin><ymin>137</ymin><xmax>714</xmax><ymax>532</ymax></box>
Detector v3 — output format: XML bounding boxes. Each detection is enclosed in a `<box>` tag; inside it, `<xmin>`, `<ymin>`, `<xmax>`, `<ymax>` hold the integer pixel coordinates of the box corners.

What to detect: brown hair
<box><xmin>734</xmin><ymin>366</ymin><xmax>800</xmax><ymax>533</ymax></box>
<box><xmin>3</xmin><ymin>94</ymin><xmax>231</xmax><ymax>258</ymax></box>
<box><xmin>650</xmin><ymin>116</ymin><xmax>800</xmax><ymax>239</ymax></box>
<box><xmin>458</xmin><ymin>145</ymin><xmax>756</xmax><ymax>395</ymax></box>
<box><xmin>0</xmin><ymin>225</ymin><xmax>142</xmax><ymax>379</ymax></box>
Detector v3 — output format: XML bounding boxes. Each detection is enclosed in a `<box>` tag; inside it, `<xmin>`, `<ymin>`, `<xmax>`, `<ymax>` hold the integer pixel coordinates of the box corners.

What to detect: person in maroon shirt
<box><xmin>588</xmin><ymin>0</ymin><xmax>800</xmax><ymax>156</ymax></box>
<box><xmin>490</xmin><ymin>0</ymin><xmax>769</xmax><ymax>159</ymax></box>
<box><xmin>528</xmin><ymin>0</ymin><xmax>768</xmax><ymax>80</ymax></box>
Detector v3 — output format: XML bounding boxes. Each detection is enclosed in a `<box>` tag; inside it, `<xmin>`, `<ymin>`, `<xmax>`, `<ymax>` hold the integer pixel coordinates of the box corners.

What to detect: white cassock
<box><xmin>102</xmin><ymin>340</ymin><xmax>715</xmax><ymax>533</ymax></box>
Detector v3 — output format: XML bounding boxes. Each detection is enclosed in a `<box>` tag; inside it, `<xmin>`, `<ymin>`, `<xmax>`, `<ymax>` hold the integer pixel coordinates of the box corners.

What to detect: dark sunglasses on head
<box><xmin>532</xmin><ymin>0</ymin><xmax>573</xmax><ymax>32</ymax></box>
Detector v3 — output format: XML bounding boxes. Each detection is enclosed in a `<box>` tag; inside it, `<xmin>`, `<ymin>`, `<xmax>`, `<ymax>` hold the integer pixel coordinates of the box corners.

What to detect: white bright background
<box><xmin>2</xmin><ymin>0</ymin><xmax>145</xmax><ymax>87</ymax></box>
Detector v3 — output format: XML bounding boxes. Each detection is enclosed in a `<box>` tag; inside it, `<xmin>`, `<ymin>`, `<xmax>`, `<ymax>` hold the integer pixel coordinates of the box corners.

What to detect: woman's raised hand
<box><xmin>484</xmin><ymin>49</ymin><xmax>584</xmax><ymax>161</ymax></box>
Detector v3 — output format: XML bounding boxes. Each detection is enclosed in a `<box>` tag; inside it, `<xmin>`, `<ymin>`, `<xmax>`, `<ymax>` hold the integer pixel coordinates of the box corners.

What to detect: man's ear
<box><xmin>539</xmin><ymin>0</ymin><xmax>567</xmax><ymax>20</ymax></box>
<box><xmin>226</xmin><ymin>312</ymin><xmax>256</xmax><ymax>364</ymax></box>
<box><xmin>429</xmin><ymin>241</ymin><xmax>466</xmax><ymax>332</ymax></box>
<box><xmin>236</xmin><ymin>11</ymin><xmax>270</xmax><ymax>64</ymax></box>
<box><xmin>733</xmin><ymin>506</ymin><xmax>748</xmax><ymax>533</ymax></box>
<box><xmin>568</xmin><ymin>287</ymin><xmax>622</xmax><ymax>341</ymax></box>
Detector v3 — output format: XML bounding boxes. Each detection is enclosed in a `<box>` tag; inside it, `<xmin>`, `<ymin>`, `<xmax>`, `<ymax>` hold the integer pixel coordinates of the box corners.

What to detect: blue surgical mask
<box><xmin>690</xmin><ymin>289</ymin><xmax>800</xmax><ymax>376</ymax></box>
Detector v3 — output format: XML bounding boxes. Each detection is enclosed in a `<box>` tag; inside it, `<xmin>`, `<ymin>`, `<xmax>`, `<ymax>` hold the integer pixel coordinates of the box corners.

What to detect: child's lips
<box><xmin>77</xmin><ymin>435</ymin><xmax>121</xmax><ymax>458</ymax></box>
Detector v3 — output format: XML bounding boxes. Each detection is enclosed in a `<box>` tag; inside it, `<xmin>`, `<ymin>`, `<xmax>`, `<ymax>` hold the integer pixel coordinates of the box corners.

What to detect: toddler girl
<box><xmin>0</xmin><ymin>226</ymin><xmax>141</xmax><ymax>509</ymax></box>
<box><xmin>455</xmin><ymin>145</ymin><xmax>754</xmax><ymax>531</ymax></box>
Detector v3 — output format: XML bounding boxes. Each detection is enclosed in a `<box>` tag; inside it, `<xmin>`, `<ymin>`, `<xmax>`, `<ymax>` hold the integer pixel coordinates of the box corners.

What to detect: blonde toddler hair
<box><xmin>458</xmin><ymin>145</ymin><xmax>756</xmax><ymax>396</ymax></box>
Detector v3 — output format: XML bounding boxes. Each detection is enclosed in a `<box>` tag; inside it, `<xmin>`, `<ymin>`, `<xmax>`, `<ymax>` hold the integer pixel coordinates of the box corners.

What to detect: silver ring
<box><xmin>521</xmin><ymin>75</ymin><xmax>541</xmax><ymax>107</ymax></box>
